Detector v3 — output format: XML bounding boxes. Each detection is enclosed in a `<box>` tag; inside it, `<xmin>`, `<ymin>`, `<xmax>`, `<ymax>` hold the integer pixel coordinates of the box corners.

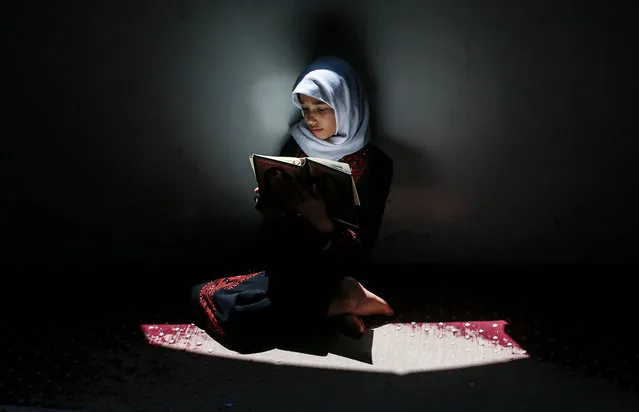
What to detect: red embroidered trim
<box><xmin>341</xmin><ymin>149</ymin><xmax>369</xmax><ymax>184</ymax></box>
<box><xmin>198</xmin><ymin>271</ymin><xmax>263</xmax><ymax>338</ymax></box>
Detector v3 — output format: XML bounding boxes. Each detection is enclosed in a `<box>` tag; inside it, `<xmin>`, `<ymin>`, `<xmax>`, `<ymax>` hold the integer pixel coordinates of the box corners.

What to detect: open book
<box><xmin>249</xmin><ymin>154</ymin><xmax>360</xmax><ymax>228</ymax></box>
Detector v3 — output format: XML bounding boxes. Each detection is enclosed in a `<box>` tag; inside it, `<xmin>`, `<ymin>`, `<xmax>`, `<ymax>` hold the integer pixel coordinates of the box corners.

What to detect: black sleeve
<box><xmin>356</xmin><ymin>147</ymin><xmax>394</xmax><ymax>258</ymax></box>
<box><xmin>278</xmin><ymin>136</ymin><xmax>299</xmax><ymax>157</ymax></box>
<box><xmin>321</xmin><ymin>146</ymin><xmax>394</xmax><ymax>262</ymax></box>
<box><xmin>255</xmin><ymin>141</ymin><xmax>394</xmax><ymax>267</ymax></box>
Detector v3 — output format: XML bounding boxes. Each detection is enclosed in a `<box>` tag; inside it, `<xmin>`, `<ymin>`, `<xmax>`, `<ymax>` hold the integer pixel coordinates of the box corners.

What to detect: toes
<box><xmin>384</xmin><ymin>305</ymin><xmax>395</xmax><ymax>316</ymax></box>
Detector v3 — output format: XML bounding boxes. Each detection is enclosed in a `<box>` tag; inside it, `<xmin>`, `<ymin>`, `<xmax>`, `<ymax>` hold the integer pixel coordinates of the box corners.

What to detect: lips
<box><xmin>311</xmin><ymin>128</ymin><xmax>323</xmax><ymax>133</ymax></box>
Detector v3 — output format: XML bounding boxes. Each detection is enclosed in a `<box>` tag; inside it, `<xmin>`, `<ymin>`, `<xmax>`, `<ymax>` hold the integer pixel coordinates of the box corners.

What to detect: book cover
<box><xmin>249</xmin><ymin>154</ymin><xmax>359</xmax><ymax>228</ymax></box>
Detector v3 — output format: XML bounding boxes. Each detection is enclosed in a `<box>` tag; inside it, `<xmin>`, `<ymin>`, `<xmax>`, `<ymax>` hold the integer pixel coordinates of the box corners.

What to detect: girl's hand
<box><xmin>290</xmin><ymin>181</ymin><xmax>334</xmax><ymax>234</ymax></box>
<box><xmin>266</xmin><ymin>176</ymin><xmax>334</xmax><ymax>234</ymax></box>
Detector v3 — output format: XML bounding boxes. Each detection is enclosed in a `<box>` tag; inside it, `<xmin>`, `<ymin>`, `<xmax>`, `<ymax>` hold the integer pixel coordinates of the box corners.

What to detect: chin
<box><xmin>313</xmin><ymin>130</ymin><xmax>335</xmax><ymax>140</ymax></box>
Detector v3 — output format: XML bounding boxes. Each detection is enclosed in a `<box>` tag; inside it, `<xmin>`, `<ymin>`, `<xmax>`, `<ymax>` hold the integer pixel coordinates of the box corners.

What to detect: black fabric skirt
<box><xmin>191</xmin><ymin>267</ymin><xmax>342</xmax><ymax>352</ymax></box>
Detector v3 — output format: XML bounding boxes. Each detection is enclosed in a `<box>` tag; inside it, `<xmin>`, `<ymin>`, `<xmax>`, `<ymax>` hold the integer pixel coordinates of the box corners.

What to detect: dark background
<box><xmin>2</xmin><ymin>0</ymin><xmax>638</xmax><ymax>406</ymax></box>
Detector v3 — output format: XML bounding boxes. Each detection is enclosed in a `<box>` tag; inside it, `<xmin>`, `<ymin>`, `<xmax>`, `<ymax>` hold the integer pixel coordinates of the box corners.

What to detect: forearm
<box><xmin>317</xmin><ymin>220</ymin><xmax>365</xmax><ymax>261</ymax></box>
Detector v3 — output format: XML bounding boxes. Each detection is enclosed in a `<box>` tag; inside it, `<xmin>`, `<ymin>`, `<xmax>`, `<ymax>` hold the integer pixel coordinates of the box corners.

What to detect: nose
<box><xmin>306</xmin><ymin>112</ymin><xmax>320</xmax><ymax>126</ymax></box>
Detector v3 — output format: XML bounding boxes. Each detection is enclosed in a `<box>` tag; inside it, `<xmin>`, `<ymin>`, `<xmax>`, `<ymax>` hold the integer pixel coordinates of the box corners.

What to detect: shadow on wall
<box><xmin>193</xmin><ymin>8</ymin><xmax>455</xmax><ymax>272</ymax></box>
<box><xmin>294</xmin><ymin>8</ymin><xmax>436</xmax><ymax>187</ymax></box>
<box><xmin>294</xmin><ymin>7</ymin><xmax>468</xmax><ymax>243</ymax></box>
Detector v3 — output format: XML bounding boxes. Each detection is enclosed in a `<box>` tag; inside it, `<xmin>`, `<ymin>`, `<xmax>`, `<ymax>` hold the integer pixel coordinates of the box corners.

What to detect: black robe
<box><xmin>191</xmin><ymin>137</ymin><xmax>393</xmax><ymax>350</ymax></box>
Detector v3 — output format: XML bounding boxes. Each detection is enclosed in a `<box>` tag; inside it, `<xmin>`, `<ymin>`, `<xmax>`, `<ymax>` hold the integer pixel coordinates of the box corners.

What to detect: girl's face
<box><xmin>298</xmin><ymin>94</ymin><xmax>336</xmax><ymax>140</ymax></box>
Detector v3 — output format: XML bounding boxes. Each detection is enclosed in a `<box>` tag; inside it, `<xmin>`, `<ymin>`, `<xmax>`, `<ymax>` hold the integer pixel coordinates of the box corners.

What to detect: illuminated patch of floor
<box><xmin>140</xmin><ymin>320</ymin><xmax>528</xmax><ymax>373</ymax></box>
<box><xmin>6</xmin><ymin>320</ymin><xmax>638</xmax><ymax>412</ymax></box>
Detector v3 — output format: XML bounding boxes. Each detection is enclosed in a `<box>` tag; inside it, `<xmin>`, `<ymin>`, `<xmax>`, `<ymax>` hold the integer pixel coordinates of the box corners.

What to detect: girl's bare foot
<box><xmin>327</xmin><ymin>277</ymin><xmax>394</xmax><ymax>317</ymax></box>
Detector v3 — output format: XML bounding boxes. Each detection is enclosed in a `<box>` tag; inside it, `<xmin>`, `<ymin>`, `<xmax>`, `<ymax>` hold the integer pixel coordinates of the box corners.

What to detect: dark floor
<box><xmin>2</xmin><ymin>262</ymin><xmax>637</xmax><ymax>410</ymax></box>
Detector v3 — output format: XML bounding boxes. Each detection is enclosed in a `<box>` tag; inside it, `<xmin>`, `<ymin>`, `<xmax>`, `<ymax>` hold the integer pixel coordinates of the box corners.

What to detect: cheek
<box><xmin>328</xmin><ymin>115</ymin><xmax>337</xmax><ymax>133</ymax></box>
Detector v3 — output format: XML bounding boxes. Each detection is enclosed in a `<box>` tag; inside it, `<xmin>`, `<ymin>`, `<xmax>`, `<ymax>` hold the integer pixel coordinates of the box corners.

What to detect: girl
<box><xmin>191</xmin><ymin>56</ymin><xmax>394</xmax><ymax>352</ymax></box>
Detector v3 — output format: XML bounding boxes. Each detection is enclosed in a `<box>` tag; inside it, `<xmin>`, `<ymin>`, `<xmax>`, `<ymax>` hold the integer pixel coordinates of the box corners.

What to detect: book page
<box><xmin>306</xmin><ymin>158</ymin><xmax>360</xmax><ymax>206</ymax></box>
<box><xmin>305</xmin><ymin>157</ymin><xmax>352</xmax><ymax>175</ymax></box>
<box><xmin>306</xmin><ymin>159</ymin><xmax>360</xmax><ymax>227</ymax></box>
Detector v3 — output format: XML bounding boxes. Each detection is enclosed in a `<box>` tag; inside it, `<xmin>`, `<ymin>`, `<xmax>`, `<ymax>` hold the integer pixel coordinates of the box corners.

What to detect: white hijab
<box><xmin>289</xmin><ymin>57</ymin><xmax>370</xmax><ymax>161</ymax></box>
